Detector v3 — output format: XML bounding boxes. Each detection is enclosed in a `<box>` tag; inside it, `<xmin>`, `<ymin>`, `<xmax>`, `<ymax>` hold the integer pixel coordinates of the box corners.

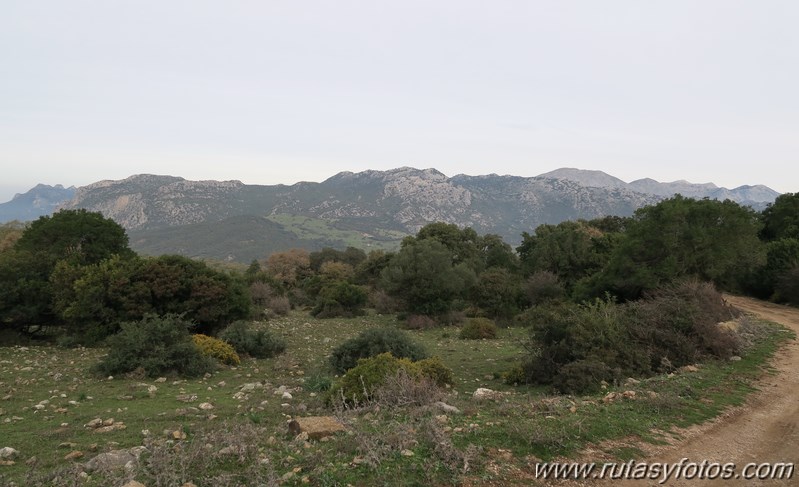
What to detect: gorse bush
<box><xmin>96</xmin><ymin>314</ymin><xmax>214</xmax><ymax>378</ymax></box>
<box><xmin>329</xmin><ymin>326</ymin><xmax>428</xmax><ymax>373</ymax></box>
<box><xmin>218</xmin><ymin>321</ymin><xmax>286</xmax><ymax>359</ymax></box>
<box><xmin>459</xmin><ymin>318</ymin><xmax>498</xmax><ymax>339</ymax></box>
<box><xmin>192</xmin><ymin>334</ymin><xmax>241</xmax><ymax>365</ymax></box>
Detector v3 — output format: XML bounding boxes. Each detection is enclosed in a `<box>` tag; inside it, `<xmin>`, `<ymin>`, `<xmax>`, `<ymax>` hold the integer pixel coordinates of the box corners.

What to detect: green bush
<box><xmin>459</xmin><ymin>318</ymin><xmax>498</xmax><ymax>339</ymax></box>
<box><xmin>518</xmin><ymin>280</ymin><xmax>741</xmax><ymax>393</ymax></box>
<box><xmin>192</xmin><ymin>334</ymin><xmax>241</xmax><ymax>365</ymax></box>
<box><xmin>96</xmin><ymin>314</ymin><xmax>214</xmax><ymax>378</ymax></box>
<box><xmin>414</xmin><ymin>356</ymin><xmax>455</xmax><ymax>387</ymax></box>
<box><xmin>218</xmin><ymin>321</ymin><xmax>286</xmax><ymax>359</ymax></box>
<box><xmin>328</xmin><ymin>352</ymin><xmax>454</xmax><ymax>405</ymax></box>
<box><xmin>552</xmin><ymin>358</ymin><xmax>614</xmax><ymax>394</ymax></box>
<box><xmin>311</xmin><ymin>281</ymin><xmax>368</xmax><ymax>318</ymax></box>
<box><xmin>329</xmin><ymin>326</ymin><xmax>428</xmax><ymax>373</ymax></box>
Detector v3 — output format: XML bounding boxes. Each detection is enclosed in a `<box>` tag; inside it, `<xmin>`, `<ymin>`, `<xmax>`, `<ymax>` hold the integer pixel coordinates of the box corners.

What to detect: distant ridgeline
<box><xmin>0</xmin><ymin>167</ymin><xmax>780</xmax><ymax>262</ymax></box>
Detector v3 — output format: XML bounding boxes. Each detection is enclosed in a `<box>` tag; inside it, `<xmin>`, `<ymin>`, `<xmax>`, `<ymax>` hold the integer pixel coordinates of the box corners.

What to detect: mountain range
<box><xmin>0</xmin><ymin>168</ymin><xmax>780</xmax><ymax>263</ymax></box>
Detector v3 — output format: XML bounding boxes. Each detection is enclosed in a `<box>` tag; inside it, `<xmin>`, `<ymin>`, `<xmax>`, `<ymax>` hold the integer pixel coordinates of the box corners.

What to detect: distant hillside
<box><xmin>0</xmin><ymin>184</ymin><xmax>76</xmax><ymax>223</ymax></box>
<box><xmin>9</xmin><ymin>167</ymin><xmax>779</xmax><ymax>262</ymax></box>
<box><xmin>543</xmin><ymin>168</ymin><xmax>779</xmax><ymax>209</ymax></box>
<box><xmin>57</xmin><ymin>168</ymin><xmax>661</xmax><ymax>261</ymax></box>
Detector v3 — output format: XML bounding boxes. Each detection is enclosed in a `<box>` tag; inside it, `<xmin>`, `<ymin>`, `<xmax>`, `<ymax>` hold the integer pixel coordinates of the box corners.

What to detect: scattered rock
<box><xmin>64</xmin><ymin>450</ymin><xmax>84</xmax><ymax>461</ymax></box>
<box><xmin>624</xmin><ymin>377</ymin><xmax>640</xmax><ymax>386</ymax></box>
<box><xmin>172</xmin><ymin>430</ymin><xmax>187</xmax><ymax>440</ymax></box>
<box><xmin>121</xmin><ymin>481</ymin><xmax>147</xmax><ymax>487</ymax></box>
<box><xmin>0</xmin><ymin>447</ymin><xmax>18</xmax><ymax>460</ymax></box>
<box><xmin>85</xmin><ymin>448</ymin><xmax>145</xmax><ymax>472</ymax></box>
<box><xmin>287</xmin><ymin>416</ymin><xmax>347</xmax><ymax>440</ymax></box>
<box><xmin>472</xmin><ymin>388</ymin><xmax>504</xmax><ymax>401</ymax></box>
<box><xmin>435</xmin><ymin>415</ymin><xmax>449</xmax><ymax>424</ymax></box>
<box><xmin>729</xmin><ymin>356</ymin><xmax>742</xmax><ymax>362</ymax></box>
<box><xmin>679</xmin><ymin>365</ymin><xmax>700</xmax><ymax>373</ymax></box>
<box><xmin>603</xmin><ymin>392</ymin><xmax>618</xmax><ymax>403</ymax></box>
<box><xmin>176</xmin><ymin>394</ymin><xmax>197</xmax><ymax>403</ymax></box>
<box><xmin>282</xmin><ymin>392</ymin><xmax>293</xmax><ymax>400</ymax></box>
<box><xmin>155</xmin><ymin>377</ymin><xmax>167</xmax><ymax>383</ymax></box>
<box><xmin>96</xmin><ymin>423</ymin><xmax>127</xmax><ymax>433</ymax></box>
<box><xmin>85</xmin><ymin>418</ymin><xmax>103</xmax><ymax>428</ymax></box>
<box><xmin>434</xmin><ymin>401</ymin><xmax>461</xmax><ymax>414</ymax></box>
<box><xmin>58</xmin><ymin>442</ymin><xmax>77</xmax><ymax>449</ymax></box>
<box><xmin>622</xmin><ymin>390</ymin><xmax>637</xmax><ymax>399</ymax></box>
<box><xmin>0</xmin><ymin>460</ymin><xmax>15</xmax><ymax>466</ymax></box>
<box><xmin>25</xmin><ymin>456</ymin><xmax>37</xmax><ymax>466</ymax></box>
<box><xmin>198</xmin><ymin>402</ymin><xmax>214</xmax><ymax>410</ymax></box>
<box><xmin>401</xmin><ymin>449</ymin><xmax>414</xmax><ymax>457</ymax></box>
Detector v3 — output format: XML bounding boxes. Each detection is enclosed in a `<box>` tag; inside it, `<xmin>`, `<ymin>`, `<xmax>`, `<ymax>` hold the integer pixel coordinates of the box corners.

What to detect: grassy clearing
<box><xmin>265</xmin><ymin>214</ymin><xmax>405</xmax><ymax>252</ymax></box>
<box><xmin>0</xmin><ymin>313</ymin><xmax>792</xmax><ymax>486</ymax></box>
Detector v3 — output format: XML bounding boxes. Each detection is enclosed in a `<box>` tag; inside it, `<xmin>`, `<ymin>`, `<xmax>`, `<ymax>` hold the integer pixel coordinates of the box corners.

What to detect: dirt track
<box><xmin>607</xmin><ymin>295</ymin><xmax>799</xmax><ymax>486</ymax></box>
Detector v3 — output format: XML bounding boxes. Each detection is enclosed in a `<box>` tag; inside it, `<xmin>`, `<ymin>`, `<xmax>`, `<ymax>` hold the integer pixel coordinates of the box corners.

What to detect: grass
<box><xmin>0</xmin><ymin>313</ymin><xmax>792</xmax><ymax>486</ymax></box>
<box><xmin>266</xmin><ymin>213</ymin><xmax>406</xmax><ymax>252</ymax></box>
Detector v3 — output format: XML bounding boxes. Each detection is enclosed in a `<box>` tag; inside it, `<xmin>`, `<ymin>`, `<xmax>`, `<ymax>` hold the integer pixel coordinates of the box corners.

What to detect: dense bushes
<box><xmin>459</xmin><ymin>318</ymin><xmax>498</xmax><ymax>339</ymax></box>
<box><xmin>329</xmin><ymin>326</ymin><xmax>428</xmax><ymax>373</ymax></box>
<box><xmin>311</xmin><ymin>281</ymin><xmax>367</xmax><ymax>318</ymax></box>
<box><xmin>328</xmin><ymin>352</ymin><xmax>454</xmax><ymax>405</ymax></box>
<box><xmin>218</xmin><ymin>321</ymin><xmax>286</xmax><ymax>358</ymax></box>
<box><xmin>96</xmin><ymin>314</ymin><xmax>214</xmax><ymax>378</ymax></box>
<box><xmin>521</xmin><ymin>281</ymin><xmax>741</xmax><ymax>393</ymax></box>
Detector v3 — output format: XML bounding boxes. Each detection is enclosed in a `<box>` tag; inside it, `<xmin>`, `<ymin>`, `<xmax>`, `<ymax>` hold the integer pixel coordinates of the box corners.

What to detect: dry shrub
<box><xmin>140</xmin><ymin>422</ymin><xmax>278</xmax><ymax>487</ymax></box>
<box><xmin>374</xmin><ymin>368</ymin><xmax>445</xmax><ymax>408</ymax></box>
<box><xmin>405</xmin><ymin>314</ymin><xmax>438</xmax><ymax>330</ymax></box>
<box><xmin>369</xmin><ymin>289</ymin><xmax>399</xmax><ymax>314</ymax></box>
<box><xmin>459</xmin><ymin>317</ymin><xmax>498</xmax><ymax>339</ymax></box>
<box><xmin>267</xmin><ymin>295</ymin><xmax>291</xmax><ymax>316</ymax></box>
<box><xmin>249</xmin><ymin>281</ymin><xmax>273</xmax><ymax>307</ymax></box>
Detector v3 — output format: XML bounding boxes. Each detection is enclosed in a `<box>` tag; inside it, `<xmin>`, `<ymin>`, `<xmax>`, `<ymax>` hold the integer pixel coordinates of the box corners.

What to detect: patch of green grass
<box><xmin>266</xmin><ymin>213</ymin><xmax>406</xmax><ymax>251</ymax></box>
<box><xmin>0</xmin><ymin>315</ymin><xmax>792</xmax><ymax>486</ymax></box>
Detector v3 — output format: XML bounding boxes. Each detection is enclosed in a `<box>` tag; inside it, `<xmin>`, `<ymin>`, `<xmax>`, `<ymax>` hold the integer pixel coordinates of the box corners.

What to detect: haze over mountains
<box><xmin>0</xmin><ymin>168</ymin><xmax>780</xmax><ymax>263</ymax></box>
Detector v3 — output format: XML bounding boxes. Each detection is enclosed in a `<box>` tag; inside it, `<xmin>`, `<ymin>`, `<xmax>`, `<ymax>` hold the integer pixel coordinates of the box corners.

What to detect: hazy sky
<box><xmin>2</xmin><ymin>1</ymin><xmax>797</xmax><ymax>202</ymax></box>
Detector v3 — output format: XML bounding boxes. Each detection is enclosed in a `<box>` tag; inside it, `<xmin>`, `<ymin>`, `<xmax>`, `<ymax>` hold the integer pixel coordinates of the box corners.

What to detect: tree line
<box><xmin>1</xmin><ymin>193</ymin><xmax>797</xmax><ymax>349</ymax></box>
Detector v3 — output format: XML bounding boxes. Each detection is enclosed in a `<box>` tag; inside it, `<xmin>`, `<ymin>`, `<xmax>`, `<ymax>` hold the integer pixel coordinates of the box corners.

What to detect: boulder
<box><xmin>434</xmin><ymin>401</ymin><xmax>461</xmax><ymax>414</ymax></box>
<box><xmin>85</xmin><ymin>449</ymin><xmax>137</xmax><ymax>472</ymax></box>
<box><xmin>287</xmin><ymin>416</ymin><xmax>346</xmax><ymax>440</ymax></box>
<box><xmin>472</xmin><ymin>388</ymin><xmax>503</xmax><ymax>401</ymax></box>
<box><xmin>0</xmin><ymin>447</ymin><xmax>18</xmax><ymax>460</ymax></box>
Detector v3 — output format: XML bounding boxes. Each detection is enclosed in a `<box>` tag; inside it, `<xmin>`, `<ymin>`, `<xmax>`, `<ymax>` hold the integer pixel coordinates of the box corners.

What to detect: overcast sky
<box><xmin>1</xmin><ymin>1</ymin><xmax>797</xmax><ymax>202</ymax></box>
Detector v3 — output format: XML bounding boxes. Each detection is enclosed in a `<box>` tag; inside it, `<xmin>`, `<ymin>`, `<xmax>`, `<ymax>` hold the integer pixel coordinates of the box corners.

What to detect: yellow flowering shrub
<box><xmin>192</xmin><ymin>334</ymin><xmax>241</xmax><ymax>366</ymax></box>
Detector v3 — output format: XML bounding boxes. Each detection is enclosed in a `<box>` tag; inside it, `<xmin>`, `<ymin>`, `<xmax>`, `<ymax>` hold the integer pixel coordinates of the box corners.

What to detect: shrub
<box><xmin>218</xmin><ymin>321</ymin><xmax>286</xmax><ymax>359</ymax></box>
<box><xmin>330</xmin><ymin>352</ymin><xmax>411</xmax><ymax>405</ymax></box>
<box><xmin>267</xmin><ymin>295</ymin><xmax>291</xmax><ymax>316</ymax></box>
<box><xmin>414</xmin><ymin>356</ymin><xmax>455</xmax><ymax>387</ymax></box>
<box><xmin>368</xmin><ymin>289</ymin><xmax>398</xmax><ymax>314</ymax></box>
<box><xmin>96</xmin><ymin>314</ymin><xmax>214</xmax><ymax>378</ymax></box>
<box><xmin>459</xmin><ymin>318</ymin><xmax>498</xmax><ymax>339</ymax></box>
<box><xmin>311</xmin><ymin>281</ymin><xmax>368</xmax><ymax>318</ymax></box>
<box><xmin>552</xmin><ymin>358</ymin><xmax>614</xmax><ymax>394</ymax></box>
<box><xmin>329</xmin><ymin>327</ymin><xmax>428</xmax><ymax>373</ymax></box>
<box><xmin>192</xmin><ymin>334</ymin><xmax>241</xmax><ymax>365</ymax></box>
<box><xmin>525</xmin><ymin>271</ymin><xmax>565</xmax><ymax>304</ymax></box>
<box><xmin>404</xmin><ymin>314</ymin><xmax>438</xmax><ymax>330</ymax></box>
<box><xmin>328</xmin><ymin>352</ymin><xmax>454</xmax><ymax>406</ymax></box>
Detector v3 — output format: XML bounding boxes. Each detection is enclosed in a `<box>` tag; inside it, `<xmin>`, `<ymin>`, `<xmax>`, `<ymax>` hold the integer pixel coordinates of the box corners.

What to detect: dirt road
<box><xmin>610</xmin><ymin>295</ymin><xmax>799</xmax><ymax>486</ymax></box>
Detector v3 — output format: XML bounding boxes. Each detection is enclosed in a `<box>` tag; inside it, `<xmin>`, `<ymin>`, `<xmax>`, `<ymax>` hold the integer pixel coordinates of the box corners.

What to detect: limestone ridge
<box><xmin>539</xmin><ymin>168</ymin><xmax>779</xmax><ymax>209</ymax></box>
<box><xmin>0</xmin><ymin>184</ymin><xmax>76</xmax><ymax>222</ymax></box>
<box><xmin>4</xmin><ymin>167</ymin><xmax>781</xmax><ymax>262</ymax></box>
